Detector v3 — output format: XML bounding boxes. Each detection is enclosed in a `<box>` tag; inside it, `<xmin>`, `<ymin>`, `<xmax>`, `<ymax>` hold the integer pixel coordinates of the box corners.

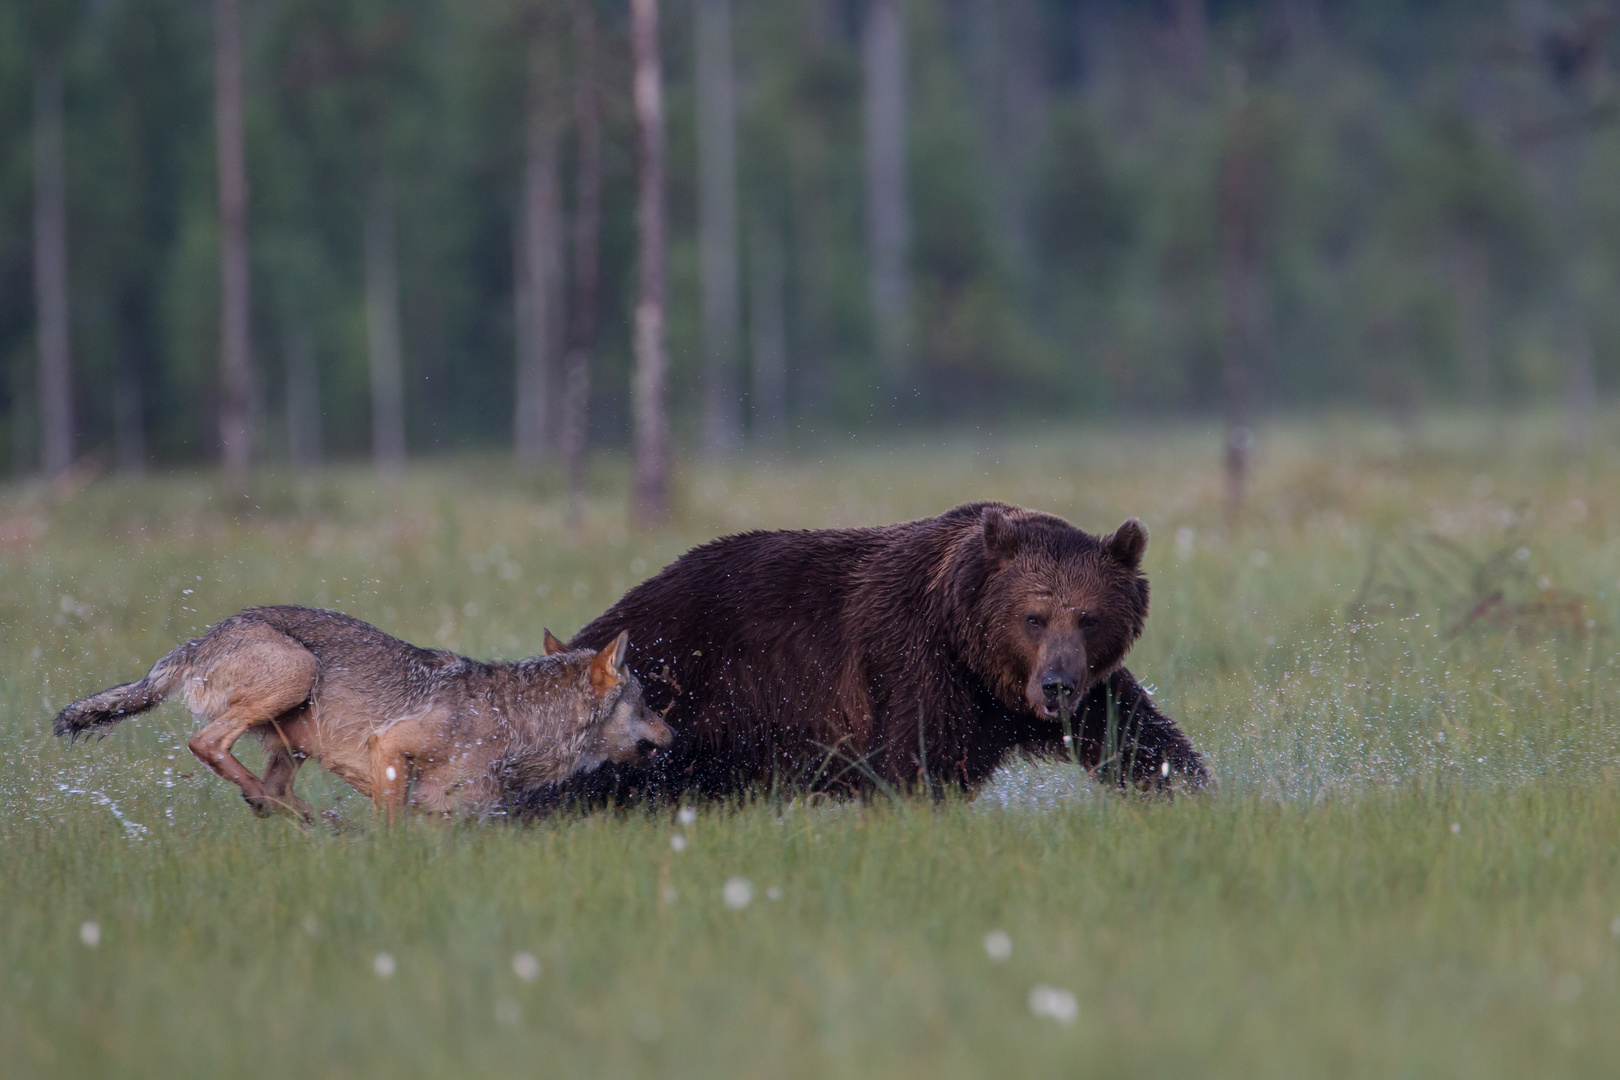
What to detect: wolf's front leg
<box><xmin>366</xmin><ymin>732</ymin><xmax>412</xmax><ymax>825</ymax></box>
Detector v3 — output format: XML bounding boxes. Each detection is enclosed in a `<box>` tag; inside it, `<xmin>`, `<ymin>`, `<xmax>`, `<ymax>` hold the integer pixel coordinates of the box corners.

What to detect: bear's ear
<box><xmin>982</xmin><ymin>507</ymin><xmax>1020</xmax><ymax>564</ymax></box>
<box><xmin>542</xmin><ymin>629</ymin><xmax>568</xmax><ymax>656</ymax></box>
<box><xmin>1102</xmin><ymin>518</ymin><xmax>1148</xmax><ymax>572</ymax></box>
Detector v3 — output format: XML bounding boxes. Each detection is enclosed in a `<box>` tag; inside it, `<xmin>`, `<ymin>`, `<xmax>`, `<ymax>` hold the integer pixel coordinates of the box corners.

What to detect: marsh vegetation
<box><xmin>3</xmin><ymin>414</ymin><xmax>1618</xmax><ymax>1077</ymax></box>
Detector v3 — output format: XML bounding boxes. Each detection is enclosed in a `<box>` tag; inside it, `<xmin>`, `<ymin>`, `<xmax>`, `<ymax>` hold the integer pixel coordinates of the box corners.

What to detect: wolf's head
<box><xmin>566</xmin><ymin>631</ymin><xmax>672</xmax><ymax>768</ymax></box>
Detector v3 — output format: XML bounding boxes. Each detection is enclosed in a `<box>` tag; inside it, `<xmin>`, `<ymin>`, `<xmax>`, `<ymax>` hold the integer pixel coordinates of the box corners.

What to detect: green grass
<box><xmin>3</xmin><ymin>411</ymin><xmax>1620</xmax><ymax>1078</ymax></box>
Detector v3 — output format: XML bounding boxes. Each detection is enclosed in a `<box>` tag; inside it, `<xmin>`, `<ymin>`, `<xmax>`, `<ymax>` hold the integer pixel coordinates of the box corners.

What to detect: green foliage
<box><xmin>1031</xmin><ymin>103</ymin><xmax>1140</xmax><ymax>291</ymax></box>
<box><xmin>3</xmin><ymin>0</ymin><xmax>1620</xmax><ymax>467</ymax></box>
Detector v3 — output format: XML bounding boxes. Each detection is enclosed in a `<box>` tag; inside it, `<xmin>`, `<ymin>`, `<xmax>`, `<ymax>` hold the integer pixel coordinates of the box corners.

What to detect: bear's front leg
<box><xmin>1073</xmin><ymin>668</ymin><xmax>1209</xmax><ymax>790</ymax></box>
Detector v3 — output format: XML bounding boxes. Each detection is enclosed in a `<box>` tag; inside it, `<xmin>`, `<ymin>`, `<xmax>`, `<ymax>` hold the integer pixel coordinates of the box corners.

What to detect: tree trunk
<box><xmin>1167</xmin><ymin>0</ymin><xmax>1209</xmax><ymax>90</ymax></box>
<box><xmin>1220</xmin><ymin>93</ymin><xmax>1257</xmax><ymax>518</ymax></box>
<box><xmin>215</xmin><ymin>0</ymin><xmax>254</xmax><ymax>480</ymax></box>
<box><xmin>515</xmin><ymin>25</ymin><xmax>565</xmax><ymax>466</ymax></box>
<box><xmin>563</xmin><ymin>0</ymin><xmax>603</xmax><ymax>527</ymax></box>
<box><xmin>33</xmin><ymin>51</ymin><xmax>73</xmax><ymax>478</ymax></box>
<box><xmin>364</xmin><ymin>168</ymin><xmax>407</xmax><ymax>474</ymax></box>
<box><xmin>631</xmin><ymin>0</ymin><xmax>670</xmax><ymax>524</ymax></box>
<box><xmin>695</xmin><ymin>0</ymin><xmax>742</xmax><ymax>457</ymax></box>
<box><xmin>283</xmin><ymin>317</ymin><xmax>322</xmax><ymax>471</ymax></box>
<box><xmin>114</xmin><ymin>295</ymin><xmax>147</xmax><ymax>476</ymax></box>
<box><xmin>1562</xmin><ymin>282</ymin><xmax>1597</xmax><ymax>443</ymax></box>
<box><xmin>863</xmin><ymin>0</ymin><xmax>910</xmax><ymax>393</ymax></box>
<box><xmin>1448</xmin><ymin>233</ymin><xmax>1493</xmax><ymax>408</ymax></box>
<box><xmin>749</xmin><ymin>212</ymin><xmax>787</xmax><ymax>444</ymax></box>
<box><xmin>1075</xmin><ymin>0</ymin><xmax>1119</xmax><ymax>96</ymax></box>
<box><xmin>968</xmin><ymin>0</ymin><xmax>1039</xmax><ymax>280</ymax></box>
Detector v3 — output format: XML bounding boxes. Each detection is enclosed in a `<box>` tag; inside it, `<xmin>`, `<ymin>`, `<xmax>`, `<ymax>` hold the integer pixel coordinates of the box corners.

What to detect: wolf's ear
<box><xmin>982</xmin><ymin>507</ymin><xmax>1020</xmax><ymax>564</ymax></box>
<box><xmin>589</xmin><ymin>631</ymin><xmax>630</xmax><ymax>694</ymax></box>
<box><xmin>1102</xmin><ymin>518</ymin><xmax>1148</xmax><ymax>572</ymax></box>
<box><xmin>543</xmin><ymin>629</ymin><xmax>567</xmax><ymax>656</ymax></box>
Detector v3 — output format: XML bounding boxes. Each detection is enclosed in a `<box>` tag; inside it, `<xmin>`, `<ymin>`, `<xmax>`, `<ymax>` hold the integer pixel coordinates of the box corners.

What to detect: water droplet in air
<box><xmin>984</xmin><ymin>930</ymin><xmax>1012</xmax><ymax>961</ymax></box>
<box><xmin>79</xmin><ymin>921</ymin><xmax>100</xmax><ymax>947</ymax></box>
<box><xmin>374</xmin><ymin>952</ymin><xmax>396</xmax><ymax>978</ymax></box>
<box><xmin>670</xmin><ymin>834</ymin><xmax>687</xmax><ymax>852</ymax></box>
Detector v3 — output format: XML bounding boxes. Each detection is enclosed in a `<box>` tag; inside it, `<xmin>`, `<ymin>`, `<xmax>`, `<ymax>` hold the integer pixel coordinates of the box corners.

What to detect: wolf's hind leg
<box><xmin>253</xmin><ymin>710</ymin><xmax>313</xmax><ymax>820</ymax></box>
<box><xmin>185</xmin><ymin>631</ymin><xmax>317</xmax><ymax>819</ymax></box>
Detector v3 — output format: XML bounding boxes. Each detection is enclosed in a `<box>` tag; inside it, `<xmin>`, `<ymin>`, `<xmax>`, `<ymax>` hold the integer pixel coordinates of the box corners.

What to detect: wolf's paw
<box><xmin>319</xmin><ymin>807</ymin><xmax>363</xmax><ymax>834</ymax></box>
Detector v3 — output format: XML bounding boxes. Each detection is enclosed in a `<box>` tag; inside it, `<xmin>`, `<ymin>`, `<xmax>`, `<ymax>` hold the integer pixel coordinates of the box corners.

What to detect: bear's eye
<box><xmin>1025</xmin><ymin>614</ymin><xmax>1047</xmax><ymax>630</ymax></box>
<box><xmin>1078</xmin><ymin>611</ymin><xmax>1099</xmax><ymax>629</ymax></box>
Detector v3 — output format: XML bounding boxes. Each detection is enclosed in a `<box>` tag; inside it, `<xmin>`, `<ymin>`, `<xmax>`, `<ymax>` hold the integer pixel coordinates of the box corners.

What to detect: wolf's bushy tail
<box><xmin>53</xmin><ymin>641</ymin><xmax>197</xmax><ymax>739</ymax></box>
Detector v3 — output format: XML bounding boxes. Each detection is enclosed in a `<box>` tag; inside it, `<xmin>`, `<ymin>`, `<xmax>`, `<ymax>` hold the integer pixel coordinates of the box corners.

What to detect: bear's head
<box><xmin>965</xmin><ymin>505</ymin><xmax>1150</xmax><ymax>720</ymax></box>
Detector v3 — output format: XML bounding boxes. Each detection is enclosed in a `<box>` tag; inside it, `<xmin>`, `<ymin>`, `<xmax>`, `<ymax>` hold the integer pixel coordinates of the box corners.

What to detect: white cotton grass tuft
<box><xmin>511</xmin><ymin>951</ymin><xmax>541</xmax><ymax>982</ymax></box>
<box><xmin>79</xmin><ymin>920</ymin><xmax>100</xmax><ymax>947</ymax></box>
<box><xmin>722</xmin><ymin>877</ymin><xmax>753</xmax><ymax>910</ymax></box>
<box><xmin>983</xmin><ymin>929</ymin><xmax>1012</xmax><ymax>962</ymax></box>
<box><xmin>373</xmin><ymin>952</ymin><xmax>396</xmax><ymax>978</ymax></box>
<box><xmin>1028</xmin><ymin>984</ymin><xmax>1078</xmax><ymax>1025</ymax></box>
<box><xmin>677</xmin><ymin>806</ymin><xmax>697</xmax><ymax>826</ymax></box>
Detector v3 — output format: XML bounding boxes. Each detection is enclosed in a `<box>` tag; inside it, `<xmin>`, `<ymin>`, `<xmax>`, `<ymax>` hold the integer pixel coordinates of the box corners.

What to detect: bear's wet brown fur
<box><xmin>521</xmin><ymin>502</ymin><xmax>1207</xmax><ymax>808</ymax></box>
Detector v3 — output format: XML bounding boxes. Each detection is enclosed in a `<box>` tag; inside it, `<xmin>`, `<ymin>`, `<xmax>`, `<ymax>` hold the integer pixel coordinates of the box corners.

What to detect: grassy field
<box><xmin>2</xmin><ymin>413</ymin><xmax>1618</xmax><ymax>1078</ymax></box>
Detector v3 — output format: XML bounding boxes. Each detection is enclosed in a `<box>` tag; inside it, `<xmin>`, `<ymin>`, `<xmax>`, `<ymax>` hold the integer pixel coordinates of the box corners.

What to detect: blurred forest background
<box><xmin>2</xmin><ymin>0</ymin><xmax>1619</xmax><ymax>489</ymax></box>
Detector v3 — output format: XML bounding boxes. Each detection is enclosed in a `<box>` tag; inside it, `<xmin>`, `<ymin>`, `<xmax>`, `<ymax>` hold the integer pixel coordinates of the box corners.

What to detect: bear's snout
<box><xmin>1027</xmin><ymin>648</ymin><xmax>1086</xmax><ymax>719</ymax></box>
<box><xmin>1040</xmin><ymin>674</ymin><xmax>1077</xmax><ymax>710</ymax></box>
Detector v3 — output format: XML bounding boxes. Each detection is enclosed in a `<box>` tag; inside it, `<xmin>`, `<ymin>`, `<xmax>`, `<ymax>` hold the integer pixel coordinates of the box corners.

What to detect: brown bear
<box><xmin>516</xmin><ymin>501</ymin><xmax>1206</xmax><ymax>808</ymax></box>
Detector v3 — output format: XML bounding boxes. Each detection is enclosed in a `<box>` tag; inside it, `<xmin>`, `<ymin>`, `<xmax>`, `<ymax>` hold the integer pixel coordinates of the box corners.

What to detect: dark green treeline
<box><xmin>0</xmin><ymin>0</ymin><xmax>1616</xmax><ymax>470</ymax></box>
